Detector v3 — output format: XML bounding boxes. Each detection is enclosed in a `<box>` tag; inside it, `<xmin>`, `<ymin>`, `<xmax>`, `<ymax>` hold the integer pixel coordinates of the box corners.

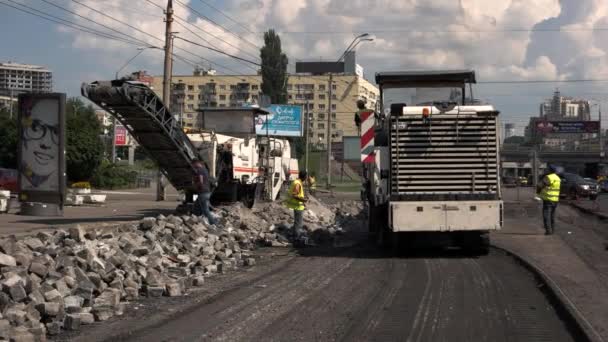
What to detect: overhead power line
<box><xmin>69</xmin><ymin>0</ymin><xmax>162</xmax><ymax>45</ymax></box>
<box><xmin>0</xmin><ymin>1</ymin><xmax>209</xmax><ymax>72</ymax></box>
<box><xmin>254</xmin><ymin>27</ymin><xmax>608</xmax><ymax>35</ymax></box>
<box><xmin>0</xmin><ymin>0</ymin><xmax>147</xmax><ymax>46</ymax></box>
<box><xmin>196</xmin><ymin>0</ymin><xmax>256</xmax><ymax>36</ymax></box>
<box><xmin>66</xmin><ymin>0</ymin><xmax>256</xmax><ymax>76</ymax></box>
<box><xmin>479</xmin><ymin>79</ymin><xmax>608</xmax><ymax>84</ymax></box>
<box><xmin>172</xmin><ymin>0</ymin><xmax>261</xmax><ymax>60</ymax></box>
<box><xmin>41</xmin><ymin>0</ymin><xmax>153</xmax><ymax>44</ymax></box>
<box><xmin>176</xmin><ymin>36</ymin><xmax>261</xmax><ymax>66</ymax></box>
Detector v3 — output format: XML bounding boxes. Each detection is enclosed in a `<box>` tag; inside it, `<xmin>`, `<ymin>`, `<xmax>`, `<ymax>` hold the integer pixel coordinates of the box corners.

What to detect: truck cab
<box><xmin>365</xmin><ymin>70</ymin><xmax>502</xmax><ymax>253</ymax></box>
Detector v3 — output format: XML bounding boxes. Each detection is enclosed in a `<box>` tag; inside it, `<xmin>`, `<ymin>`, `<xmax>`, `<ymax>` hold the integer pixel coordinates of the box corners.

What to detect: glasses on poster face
<box><xmin>24</xmin><ymin>119</ymin><xmax>59</xmax><ymax>145</ymax></box>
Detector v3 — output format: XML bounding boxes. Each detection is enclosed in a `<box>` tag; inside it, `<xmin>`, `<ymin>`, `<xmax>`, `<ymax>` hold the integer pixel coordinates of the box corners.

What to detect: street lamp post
<box><xmin>115</xmin><ymin>47</ymin><xmax>151</xmax><ymax>80</ymax></box>
<box><xmin>325</xmin><ymin>34</ymin><xmax>374</xmax><ymax>190</ymax></box>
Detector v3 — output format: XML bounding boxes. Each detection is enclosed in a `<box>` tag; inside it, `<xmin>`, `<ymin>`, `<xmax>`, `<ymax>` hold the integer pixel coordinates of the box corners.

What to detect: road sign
<box><xmin>255</xmin><ymin>105</ymin><xmax>303</xmax><ymax>137</ymax></box>
<box><xmin>115</xmin><ymin>125</ymin><xmax>127</xmax><ymax>146</ymax></box>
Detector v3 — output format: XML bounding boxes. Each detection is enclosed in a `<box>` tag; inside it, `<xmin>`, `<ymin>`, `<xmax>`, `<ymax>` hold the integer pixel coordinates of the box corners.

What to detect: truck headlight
<box><xmin>581</xmin><ymin>185</ymin><xmax>589</xmax><ymax>190</ymax></box>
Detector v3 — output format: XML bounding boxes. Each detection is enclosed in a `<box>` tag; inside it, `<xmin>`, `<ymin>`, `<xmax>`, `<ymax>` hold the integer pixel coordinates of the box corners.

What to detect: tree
<box><xmin>260</xmin><ymin>29</ymin><xmax>288</xmax><ymax>104</ymax></box>
<box><xmin>0</xmin><ymin>108</ymin><xmax>18</xmax><ymax>169</ymax></box>
<box><xmin>66</xmin><ymin>98</ymin><xmax>104</xmax><ymax>181</ymax></box>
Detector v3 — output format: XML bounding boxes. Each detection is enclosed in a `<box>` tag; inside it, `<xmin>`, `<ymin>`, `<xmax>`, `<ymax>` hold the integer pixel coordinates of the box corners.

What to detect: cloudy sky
<box><xmin>1</xmin><ymin>0</ymin><xmax>608</xmax><ymax>133</ymax></box>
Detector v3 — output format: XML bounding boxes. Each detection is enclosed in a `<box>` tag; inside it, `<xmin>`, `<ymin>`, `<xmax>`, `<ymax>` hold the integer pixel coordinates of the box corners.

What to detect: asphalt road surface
<box><xmin>74</xmin><ymin>244</ymin><xmax>580</xmax><ymax>342</ymax></box>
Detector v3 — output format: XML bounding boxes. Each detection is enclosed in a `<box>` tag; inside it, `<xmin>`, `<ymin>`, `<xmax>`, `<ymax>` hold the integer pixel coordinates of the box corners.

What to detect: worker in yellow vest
<box><xmin>354</xmin><ymin>99</ymin><xmax>366</xmax><ymax>136</ymax></box>
<box><xmin>285</xmin><ymin>170</ymin><xmax>309</xmax><ymax>235</ymax></box>
<box><xmin>308</xmin><ymin>172</ymin><xmax>317</xmax><ymax>196</ymax></box>
<box><xmin>537</xmin><ymin>164</ymin><xmax>561</xmax><ymax>235</ymax></box>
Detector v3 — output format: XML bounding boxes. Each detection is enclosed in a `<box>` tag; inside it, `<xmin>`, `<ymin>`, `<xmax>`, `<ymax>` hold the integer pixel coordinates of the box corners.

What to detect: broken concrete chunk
<box><xmin>192</xmin><ymin>276</ymin><xmax>205</xmax><ymax>287</ymax></box>
<box><xmin>69</xmin><ymin>225</ymin><xmax>85</xmax><ymax>242</ymax></box>
<box><xmin>145</xmin><ymin>286</ymin><xmax>164</xmax><ymax>298</ymax></box>
<box><xmin>9</xmin><ymin>284</ymin><xmax>27</xmax><ymax>302</ymax></box>
<box><xmin>36</xmin><ymin>302</ymin><xmax>62</xmax><ymax>317</ymax></box>
<box><xmin>45</xmin><ymin>321</ymin><xmax>61</xmax><ymax>336</ymax></box>
<box><xmin>79</xmin><ymin>312</ymin><xmax>95</xmax><ymax>325</ymax></box>
<box><xmin>23</xmin><ymin>238</ymin><xmax>45</xmax><ymax>252</ymax></box>
<box><xmin>0</xmin><ymin>253</ymin><xmax>16</xmax><ymax>267</ymax></box>
<box><xmin>140</xmin><ymin>217</ymin><xmax>156</xmax><ymax>230</ymax></box>
<box><xmin>28</xmin><ymin>262</ymin><xmax>48</xmax><ymax>278</ymax></box>
<box><xmin>9</xmin><ymin>325</ymin><xmax>35</xmax><ymax>342</ymax></box>
<box><xmin>64</xmin><ymin>314</ymin><xmax>81</xmax><ymax>331</ymax></box>
<box><xmin>0</xmin><ymin>319</ymin><xmax>10</xmax><ymax>340</ymax></box>
<box><xmin>165</xmin><ymin>282</ymin><xmax>182</xmax><ymax>297</ymax></box>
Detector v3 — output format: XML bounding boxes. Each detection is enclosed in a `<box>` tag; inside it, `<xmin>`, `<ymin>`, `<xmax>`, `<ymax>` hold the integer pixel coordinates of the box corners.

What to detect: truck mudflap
<box><xmin>389</xmin><ymin>200</ymin><xmax>503</xmax><ymax>232</ymax></box>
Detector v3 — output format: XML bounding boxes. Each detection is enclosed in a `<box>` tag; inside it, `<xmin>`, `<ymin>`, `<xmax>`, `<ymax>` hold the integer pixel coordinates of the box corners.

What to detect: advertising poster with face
<box><xmin>18</xmin><ymin>94</ymin><xmax>65</xmax><ymax>203</ymax></box>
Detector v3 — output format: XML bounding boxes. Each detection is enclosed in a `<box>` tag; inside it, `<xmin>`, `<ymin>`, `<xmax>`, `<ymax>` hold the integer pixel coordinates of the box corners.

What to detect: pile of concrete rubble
<box><xmin>0</xmin><ymin>198</ymin><xmax>359</xmax><ymax>340</ymax></box>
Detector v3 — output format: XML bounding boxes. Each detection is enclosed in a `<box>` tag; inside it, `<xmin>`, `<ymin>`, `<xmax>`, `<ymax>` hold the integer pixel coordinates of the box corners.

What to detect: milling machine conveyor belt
<box><xmin>81</xmin><ymin>80</ymin><xmax>198</xmax><ymax>191</ymax></box>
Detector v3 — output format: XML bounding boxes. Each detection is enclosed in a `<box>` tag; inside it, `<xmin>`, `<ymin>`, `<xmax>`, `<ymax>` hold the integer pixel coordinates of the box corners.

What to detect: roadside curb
<box><xmin>491</xmin><ymin>244</ymin><xmax>603</xmax><ymax>342</ymax></box>
<box><xmin>569</xmin><ymin>202</ymin><xmax>608</xmax><ymax>220</ymax></box>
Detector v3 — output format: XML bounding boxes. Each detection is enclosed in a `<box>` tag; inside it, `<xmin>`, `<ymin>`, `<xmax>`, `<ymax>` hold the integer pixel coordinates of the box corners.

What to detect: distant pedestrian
<box><xmin>285</xmin><ymin>170</ymin><xmax>308</xmax><ymax>237</ymax></box>
<box><xmin>192</xmin><ymin>160</ymin><xmax>217</xmax><ymax>225</ymax></box>
<box><xmin>537</xmin><ymin>164</ymin><xmax>561</xmax><ymax>235</ymax></box>
<box><xmin>307</xmin><ymin>172</ymin><xmax>317</xmax><ymax>196</ymax></box>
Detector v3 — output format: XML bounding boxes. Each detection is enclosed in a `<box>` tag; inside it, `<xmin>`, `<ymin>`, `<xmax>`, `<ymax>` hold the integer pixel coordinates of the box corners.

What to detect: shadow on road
<box><xmin>295</xmin><ymin>238</ymin><xmax>483</xmax><ymax>260</ymax></box>
<box><xmin>10</xmin><ymin>208</ymin><xmax>176</xmax><ymax>226</ymax></box>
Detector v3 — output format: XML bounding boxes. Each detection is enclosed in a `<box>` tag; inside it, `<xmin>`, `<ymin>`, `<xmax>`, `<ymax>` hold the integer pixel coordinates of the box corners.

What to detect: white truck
<box><xmin>187</xmin><ymin>131</ymin><xmax>298</xmax><ymax>207</ymax></box>
<box><xmin>364</xmin><ymin>70</ymin><xmax>502</xmax><ymax>253</ymax></box>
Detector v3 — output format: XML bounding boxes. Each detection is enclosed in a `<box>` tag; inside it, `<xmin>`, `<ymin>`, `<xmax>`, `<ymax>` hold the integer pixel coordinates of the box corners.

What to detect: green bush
<box><xmin>90</xmin><ymin>162</ymin><xmax>138</xmax><ymax>189</ymax></box>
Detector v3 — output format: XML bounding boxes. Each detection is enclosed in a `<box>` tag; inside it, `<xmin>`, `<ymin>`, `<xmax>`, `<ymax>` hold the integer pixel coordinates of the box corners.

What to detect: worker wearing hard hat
<box><xmin>354</xmin><ymin>99</ymin><xmax>366</xmax><ymax>136</ymax></box>
<box><xmin>285</xmin><ymin>170</ymin><xmax>309</xmax><ymax>236</ymax></box>
<box><xmin>537</xmin><ymin>164</ymin><xmax>561</xmax><ymax>235</ymax></box>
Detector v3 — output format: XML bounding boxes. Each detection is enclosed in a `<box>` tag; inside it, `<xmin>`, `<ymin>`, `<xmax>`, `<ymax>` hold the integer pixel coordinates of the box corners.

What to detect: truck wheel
<box><xmin>367</xmin><ymin>205</ymin><xmax>378</xmax><ymax>242</ymax></box>
<box><xmin>460</xmin><ymin>232</ymin><xmax>490</xmax><ymax>256</ymax></box>
<box><xmin>590</xmin><ymin>194</ymin><xmax>598</xmax><ymax>201</ymax></box>
<box><xmin>478</xmin><ymin>233</ymin><xmax>490</xmax><ymax>256</ymax></box>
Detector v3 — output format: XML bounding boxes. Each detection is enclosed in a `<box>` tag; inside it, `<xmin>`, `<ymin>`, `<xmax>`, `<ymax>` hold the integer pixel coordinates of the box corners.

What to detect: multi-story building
<box><xmin>539</xmin><ymin>90</ymin><xmax>591</xmax><ymax>120</ymax></box>
<box><xmin>151</xmin><ymin>63</ymin><xmax>379</xmax><ymax>144</ymax></box>
<box><xmin>526</xmin><ymin>90</ymin><xmax>596</xmax><ymax>149</ymax></box>
<box><xmin>0</xmin><ymin>62</ymin><xmax>52</xmax><ymax>110</ymax></box>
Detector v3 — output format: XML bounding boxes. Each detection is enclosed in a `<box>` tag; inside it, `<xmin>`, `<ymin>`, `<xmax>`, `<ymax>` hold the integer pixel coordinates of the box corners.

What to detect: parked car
<box><xmin>0</xmin><ymin>168</ymin><xmax>18</xmax><ymax>193</ymax></box>
<box><xmin>559</xmin><ymin>172</ymin><xmax>599</xmax><ymax>200</ymax></box>
<box><xmin>600</xmin><ymin>179</ymin><xmax>608</xmax><ymax>193</ymax></box>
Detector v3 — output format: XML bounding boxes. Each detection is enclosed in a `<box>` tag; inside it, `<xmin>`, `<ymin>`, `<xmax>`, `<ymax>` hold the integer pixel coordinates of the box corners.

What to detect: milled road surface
<box><xmin>79</xmin><ymin>245</ymin><xmax>579</xmax><ymax>342</ymax></box>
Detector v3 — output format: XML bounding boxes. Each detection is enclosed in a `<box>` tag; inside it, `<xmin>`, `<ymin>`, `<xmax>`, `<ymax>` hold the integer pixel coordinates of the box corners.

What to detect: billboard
<box><xmin>114</xmin><ymin>125</ymin><xmax>127</xmax><ymax>146</ymax></box>
<box><xmin>295</xmin><ymin>61</ymin><xmax>344</xmax><ymax>74</ymax></box>
<box><xmin>18</xmin><ymin>93</ymin><xmax>66</xmax><ymax>214</ymax></box>
<box><xmin>535</xmin><ymin>121</ymin><xmax>600</xmax><ymax>134</ymax></box>
<box><xmin>201</xmin><ymin>109</ymin><xmax>256</xmax><ymax>135</ymax></box>
<box><xmin>255</xmin><ymin>105</ymin><xmax>303</xmax><ymax>137</ymax></box>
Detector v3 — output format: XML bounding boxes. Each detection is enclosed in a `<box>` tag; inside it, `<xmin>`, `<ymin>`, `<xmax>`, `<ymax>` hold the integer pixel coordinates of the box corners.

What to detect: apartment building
<box><xmin>0</xmin><ymin>62</ymin><xmax>52</xmax><ymax>110</ymax></box>
<box><xmin>150</xmin><ymin>72</ymin><xmax>378</xmax><ymax>143</ymax></box>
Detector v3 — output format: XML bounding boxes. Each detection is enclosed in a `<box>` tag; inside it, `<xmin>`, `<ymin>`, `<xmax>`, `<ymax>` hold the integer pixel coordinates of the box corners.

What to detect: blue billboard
<box><xmin>255</xmin><ymin>105</ymin><xmax>303</xmax><ymax>137</ymax></box>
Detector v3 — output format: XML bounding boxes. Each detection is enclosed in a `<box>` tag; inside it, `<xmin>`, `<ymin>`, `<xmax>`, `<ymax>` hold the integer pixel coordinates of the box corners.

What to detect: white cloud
<box><xmin>56</xmin><ymin>0</ymin><xmax>608</xmax><ymax>84</ymax></box>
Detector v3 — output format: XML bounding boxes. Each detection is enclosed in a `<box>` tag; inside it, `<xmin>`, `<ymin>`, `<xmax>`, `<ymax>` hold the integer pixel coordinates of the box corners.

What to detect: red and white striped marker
<box><xmin>360</xmin><ymin>110</ymin><xmax>375</xmax><ymax>163</ymax></box>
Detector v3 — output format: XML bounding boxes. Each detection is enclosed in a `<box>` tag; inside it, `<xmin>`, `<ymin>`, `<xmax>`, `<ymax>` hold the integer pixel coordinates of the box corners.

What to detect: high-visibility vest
<box><xmin>540</xmin><ymin>173</ymin><xmax>561</xmax><ymax>202</ymax></box>
<box><xmin>309</xmin><ymin>176</ymin><xmax>317</xmax><ymax>190</ymax></box>
<box><xmin>285</xmin><ymin>179</ymin><xmax>305</xmax><ymax>211</ymax></box>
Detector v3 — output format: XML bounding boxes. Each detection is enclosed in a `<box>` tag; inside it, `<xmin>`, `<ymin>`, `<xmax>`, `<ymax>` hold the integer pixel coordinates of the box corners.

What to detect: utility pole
<box><xmin>600</xmin><ymin>104</ymin><xmax>604</xmax><ymax>158</ymax></box>
<box><xmin>157</xmin><ymin>0</ymin><xmax>174</xmax><ymax>201</ymax></box>
<box><xmin>305</xmin><ymin>96</ymin><xmax>310</xmax><ymax>173</ymax></box>
<box><xmin>326</xmin><ymin>74</ymin><xmax>333</xmax><ymax>189</ymax></box>
<box><xmin>9</xmin><ymin>88</ymin><xmax>13</xmax><ymax>119</ymax></box>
